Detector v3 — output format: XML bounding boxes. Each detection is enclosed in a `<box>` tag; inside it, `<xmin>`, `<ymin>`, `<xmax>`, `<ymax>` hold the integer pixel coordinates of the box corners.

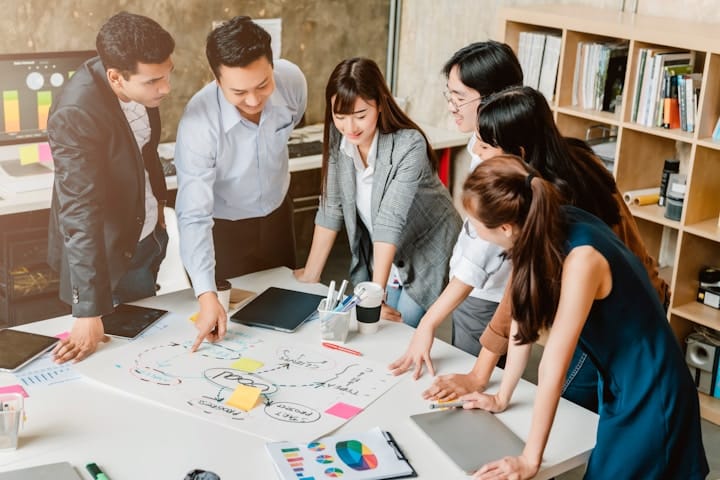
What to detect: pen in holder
<box><xmin>0</xmin><ymin>392</ymin><xmax>24</xmax><ymax>450</ymax></box>
<box><xmin>318</xmin><ymin>299</ymin><xmax>352</xmax><ymax>343</ymax></box>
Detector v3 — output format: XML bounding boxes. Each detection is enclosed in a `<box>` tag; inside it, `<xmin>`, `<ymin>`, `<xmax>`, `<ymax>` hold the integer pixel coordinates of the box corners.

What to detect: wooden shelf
<box><xmin>683</xmin><ymin>218</ymin><xmax>720</xmax><ymax>242</ymax></box>
<box><xmin>500</xmin><ymin>4</ymin><xmax>720</xmax><ymax>425</ymax></box>
<box><xmin>554</xmin><ymin>106</ymin><xmax>621</xmax><ymax>125</ymax></box>
<box><xmin>628</xmin><ymin>204</ymin><xmax>681</xmax><ymax>228</ymax></box>
<box><xmin>672</xmin><ymin>301</ymin><xmax>720</xmax><ymax>330</ymax></box>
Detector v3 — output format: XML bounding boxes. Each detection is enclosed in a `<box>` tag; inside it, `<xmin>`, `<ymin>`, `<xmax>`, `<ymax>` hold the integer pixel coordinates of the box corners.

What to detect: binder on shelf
<box><xmin>538</xmin><ymin>34</ymin><xmax>561</xmax><ymax>102</ymax></box>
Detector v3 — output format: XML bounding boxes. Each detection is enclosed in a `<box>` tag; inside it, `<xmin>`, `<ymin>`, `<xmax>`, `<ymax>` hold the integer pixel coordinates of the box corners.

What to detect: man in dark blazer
<box><xmin>47</xmin><ymin>12</ymin><xmax>175</xmax><ymax>363</ymax></box>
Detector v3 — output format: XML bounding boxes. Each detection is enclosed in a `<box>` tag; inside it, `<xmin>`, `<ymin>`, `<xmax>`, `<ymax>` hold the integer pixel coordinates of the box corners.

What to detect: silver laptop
<box><xmin>410</xmin><ymin>408</ymin><xmax>525</xmax><ymax>474</ymax></box>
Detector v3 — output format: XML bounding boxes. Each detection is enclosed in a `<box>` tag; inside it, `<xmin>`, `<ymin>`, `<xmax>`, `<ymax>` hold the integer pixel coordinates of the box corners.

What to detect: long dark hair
<box><xmin>321</xmin><ymin>57</ymin><xmax>436</xmax><ymax>197</ymax></box>
<box><xmin>477</xmin><ymin>86</ymin><xmax>620</xmax><ymax>227</ymax></box>
<box><xmin>442</xmin><ymin>41</ymin><xmax>523</xmax><ymax>97</ymax></box>
<box><xmin>463</xmin><ymin>155</ymin><xmax>566</xmax><ymax>344</ymax></box>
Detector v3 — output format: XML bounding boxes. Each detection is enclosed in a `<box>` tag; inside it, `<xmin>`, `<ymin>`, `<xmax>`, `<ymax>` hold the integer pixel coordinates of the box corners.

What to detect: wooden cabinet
<box><xmin>498</xmin><ymin>4</ymin><xmax>720</xmax><ymax>425</ymax></box>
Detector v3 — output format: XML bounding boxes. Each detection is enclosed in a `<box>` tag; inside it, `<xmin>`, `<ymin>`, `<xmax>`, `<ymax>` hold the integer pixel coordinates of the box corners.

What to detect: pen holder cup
<box><xmin>0</xmin><ymin>393</ymin><xmax>24</xmax><ymax>451</ymax></box>
<box><xmin>318</xmin><ymin>299</ymin><xmax>352</xmax><ymax>343</ymax></box>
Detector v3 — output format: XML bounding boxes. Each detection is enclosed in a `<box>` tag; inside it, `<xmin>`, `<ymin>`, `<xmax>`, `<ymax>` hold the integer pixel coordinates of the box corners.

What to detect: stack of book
<box><xmin>630</xmin><ymin>48</ymin><xmax>700</xmax><ymax>131</ymax></box>
<box><xmin>517</xmin><ymin>31</ymin><xmax>561</xmax><ymax>103</ymax></box>
<box><xmin>571</xmin><ymin>41</ymin><xmax>628</xmax><ymax>113</ymax></box>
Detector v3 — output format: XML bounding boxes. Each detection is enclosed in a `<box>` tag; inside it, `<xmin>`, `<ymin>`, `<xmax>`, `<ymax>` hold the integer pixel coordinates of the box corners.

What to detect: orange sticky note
<box><xmin>230</xmin><ymin>358</ymin><xmax>264</xmax><ymax>372</ymax></box>
<box><xmin>226</xmin><ymin>384</ymin><xmax>262</xmax><ymax>411</ymax></box>
<box><xmin>190</xmin><ymin>312</ymin><xmax>198</xmax><ymax>322</ymax></box>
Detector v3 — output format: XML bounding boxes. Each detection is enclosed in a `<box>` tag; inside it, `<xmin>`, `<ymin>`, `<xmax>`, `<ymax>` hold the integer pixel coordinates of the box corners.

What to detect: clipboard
<box><xmin>265</xmin><ymin>427</ymin><xmax>416</xmax><ymax>479</ymax></box>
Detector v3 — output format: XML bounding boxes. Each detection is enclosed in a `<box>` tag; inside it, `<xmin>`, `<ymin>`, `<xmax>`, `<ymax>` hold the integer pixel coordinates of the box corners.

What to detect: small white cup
<box><xmin>354</xmin><ymin>281</ymin><xmax>384</xmax><ymax>334</ymax></box>
<box><xmin>0</xmin><ymin>393</ymin><xmax>24</xmax><ymax>451</ymax></box>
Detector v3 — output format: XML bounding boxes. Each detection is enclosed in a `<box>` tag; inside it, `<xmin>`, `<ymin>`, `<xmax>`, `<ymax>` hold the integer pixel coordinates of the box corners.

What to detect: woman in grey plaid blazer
<box><xmin>294</xmin><ymin>57</ymin><xmax>461</xmax><ymax>327</ymax></box>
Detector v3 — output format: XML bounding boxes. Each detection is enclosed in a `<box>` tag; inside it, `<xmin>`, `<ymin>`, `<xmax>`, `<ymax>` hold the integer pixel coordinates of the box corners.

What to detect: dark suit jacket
<box><xmin>47</xmin><ymin>57</ymin><xmax>167</xmax><ymax>317</ymax></box>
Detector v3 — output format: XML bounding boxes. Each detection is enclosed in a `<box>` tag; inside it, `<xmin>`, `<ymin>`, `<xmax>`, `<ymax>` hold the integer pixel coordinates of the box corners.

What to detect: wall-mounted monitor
<box><xmin>0</xmin><ymin>50</ymin><xmax>96</xmax><ymax>147</ymax></box>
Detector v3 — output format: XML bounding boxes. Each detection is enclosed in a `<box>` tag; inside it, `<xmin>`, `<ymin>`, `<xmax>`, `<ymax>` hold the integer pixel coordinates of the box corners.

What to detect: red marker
<box><xmin>321</xmin><ymin>342</ymin><xmax>362</xmax><ymax>356</ymax></box>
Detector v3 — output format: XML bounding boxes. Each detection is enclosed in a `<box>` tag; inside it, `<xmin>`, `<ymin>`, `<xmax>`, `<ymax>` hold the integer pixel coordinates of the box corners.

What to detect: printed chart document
<box><xmin>266</xmin><ymin>427</ymin><xmax>416</xmax><ymax>480</ymax></box>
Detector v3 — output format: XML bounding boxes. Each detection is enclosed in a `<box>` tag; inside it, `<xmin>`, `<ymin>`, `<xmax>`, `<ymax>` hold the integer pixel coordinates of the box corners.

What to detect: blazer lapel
<box><xmin>337</xmin><ymin>148</ymin><xmax>358</xmax><ymax>237</ymax></box>
<box><xmin>371</xmin><ymin>132</ymin><xmax>393</xmax><ymax>224</ymax></box>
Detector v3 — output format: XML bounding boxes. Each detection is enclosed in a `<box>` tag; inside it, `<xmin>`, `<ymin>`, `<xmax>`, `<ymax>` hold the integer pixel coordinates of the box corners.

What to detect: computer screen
<box><xmin>0</xmin><ymin>50</ymin><xmax>95</xmax><ymax>146</ymax></box>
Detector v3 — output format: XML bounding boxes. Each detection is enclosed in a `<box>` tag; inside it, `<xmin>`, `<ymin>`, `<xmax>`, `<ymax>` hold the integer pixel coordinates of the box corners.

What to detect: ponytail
<box><xmin>463</xmin><ymin>155</ymin><xmax>567</xmax><ymax>343</ymax></box>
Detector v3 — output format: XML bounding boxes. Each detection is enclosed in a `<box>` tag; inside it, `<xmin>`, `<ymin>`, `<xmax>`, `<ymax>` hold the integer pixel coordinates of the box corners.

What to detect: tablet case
<box><xmin>0</xmin><ymin>329</ymin><xmax>58</xmax><ymax>372</ymax></box>
<box><xmin>230</xmin><ymin>287</ymin><xmax>325</xmax><ymax>332</ymax></box>
<box><xmin>102</xmin><ymin>303</ymin><xmax>168</xmax><ymax>339</ymax></box>
<box><xmin>410</xmin><ymin>408</ymin><xmax>525</xmax><ymax>474</ymax></box>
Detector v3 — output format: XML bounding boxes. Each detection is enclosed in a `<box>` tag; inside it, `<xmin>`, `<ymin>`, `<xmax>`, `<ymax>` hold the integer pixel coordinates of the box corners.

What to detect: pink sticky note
<box><xmin>55</xmin><ymin>331</ymin><xmax>70</xmax><ymax>340</ymax></box>
<box><xmin>38</xmin><ymin>142</ymin><xmax>53</xmax><ymax>164</ymax></box>
<box><xmin>325</xmin><ymin>402</ymin><xmax>363</xmax><ymax>419</ymax></box>
<box><xmin>0</xmin><ymin>385</ymin><xmax>29</xmax><ymax>398</ymax></box>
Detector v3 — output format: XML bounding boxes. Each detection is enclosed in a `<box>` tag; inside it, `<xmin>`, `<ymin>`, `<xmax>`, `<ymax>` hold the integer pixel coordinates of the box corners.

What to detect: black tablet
<box><xmin>0</xmin><ymin>329</ymin><xmax>59</xmax><ymax>372</ymax></box>
<box><xmin>102</xmin><ymin>303</ymin><xmax>168</xmax><ymax>339</ymax></box>
<box><xmin>230</xmin><ymin>287</ymin><xmax>325</xmax><ymax>332</ymax></box>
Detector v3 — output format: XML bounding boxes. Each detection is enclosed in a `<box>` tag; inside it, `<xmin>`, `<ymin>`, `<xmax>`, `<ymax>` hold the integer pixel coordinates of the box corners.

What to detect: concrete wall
<box><xmin>0</xmin><ymin>0</ymin><xmax>390</xmax><ymax>140</ymax></box>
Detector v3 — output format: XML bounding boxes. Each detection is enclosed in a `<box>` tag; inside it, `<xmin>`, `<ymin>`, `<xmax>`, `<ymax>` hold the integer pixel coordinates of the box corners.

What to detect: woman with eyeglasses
<box><xmin>456</xmin><ymin>155</ymin><xmax>707</xmax><ymax>480</ymax></box>
<box><xmin>390</xmin><ymin>41</ymin><xmax>522</xmax><ymax>377</ymax></box>
<box><xmin>423</xmin><ymin>86</ymin><xmax>669</xmax><ymax>414</ymax></box>
<box><xmin>294</xmin><ymin>57</ymin><xmax>461</xmax><ymax>327</ymax></box>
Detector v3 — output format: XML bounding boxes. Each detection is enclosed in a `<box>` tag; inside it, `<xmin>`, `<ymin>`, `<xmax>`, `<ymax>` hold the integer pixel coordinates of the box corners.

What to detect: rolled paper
<box><xmin>633</xmin><ymin>193</ymin><xmax>660</xmax><ymax>206</ymax></box>
<box><xmin>623</xmin><ymin>187</ymin><xmax>660</xmax><ymax>205</ymax></box>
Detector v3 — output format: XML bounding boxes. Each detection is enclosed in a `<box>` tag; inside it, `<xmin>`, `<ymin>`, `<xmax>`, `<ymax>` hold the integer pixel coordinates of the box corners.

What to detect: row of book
<box><xmin>630</xmin><ymin>48</ymin><xmax>700</xmax><ymax>132</ymax></box>
<box><xmin>571</xmin><ymin>41</ymin><xmax>628</xmax><ymax>113</ymax></box>
<box><xmin>517</xmin><ymin>31</ymin><xmax>561</xmax><ymax>102</ymax></box>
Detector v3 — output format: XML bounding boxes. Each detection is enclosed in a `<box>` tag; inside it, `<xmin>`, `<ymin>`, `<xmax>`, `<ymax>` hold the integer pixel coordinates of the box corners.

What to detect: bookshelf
<box><xmin>498</xmin><ymin>4</ymin><xmax>720</xmax><ymax>425</ymax></box>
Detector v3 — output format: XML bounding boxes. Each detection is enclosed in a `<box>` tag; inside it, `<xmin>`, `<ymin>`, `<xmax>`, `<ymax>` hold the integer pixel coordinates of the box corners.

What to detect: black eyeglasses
<box><xmin>443</xmin><ymin>89</ymin><xmax>481</xmax><ymax>111</ymax></box>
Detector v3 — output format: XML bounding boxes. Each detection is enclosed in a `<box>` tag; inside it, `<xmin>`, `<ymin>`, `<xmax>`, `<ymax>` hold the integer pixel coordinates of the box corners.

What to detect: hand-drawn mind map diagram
<box><xmin>79</xmin><ymin>323</ymin><xmax>400</xmax><ymax>442</ymax></box>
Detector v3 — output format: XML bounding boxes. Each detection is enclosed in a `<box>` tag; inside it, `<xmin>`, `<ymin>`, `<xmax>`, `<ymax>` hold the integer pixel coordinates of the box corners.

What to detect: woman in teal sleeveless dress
<box><xmin>457</xmin><ymin>155</ymin><xmax>708</xmax><ymax>479</ymax></box>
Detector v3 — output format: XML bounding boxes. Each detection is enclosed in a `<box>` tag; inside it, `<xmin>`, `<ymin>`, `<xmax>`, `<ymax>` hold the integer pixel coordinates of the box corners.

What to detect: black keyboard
<box><xmin>287</xmin><ymin>140</ymin><xmax>323</xmax><ymax>158</ymax></box>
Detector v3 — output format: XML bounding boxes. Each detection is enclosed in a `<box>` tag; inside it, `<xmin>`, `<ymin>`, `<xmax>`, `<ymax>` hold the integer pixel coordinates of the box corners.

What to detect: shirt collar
<box><xmin>341</xmin><ymin>129</ymin><xmax>379</xmax><ymax>172</ymax></box>
<box><xmin>217</xmin><ymin>82</ymin><xmax>283</xmax><ymax>133</ymax></box>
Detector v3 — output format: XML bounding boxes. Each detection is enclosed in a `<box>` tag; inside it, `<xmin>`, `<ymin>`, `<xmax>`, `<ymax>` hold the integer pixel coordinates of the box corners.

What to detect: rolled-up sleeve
<box><xmin>479</xmin><ymin>279</ymin><xmax>513</xmax><ymax>354</ymax></box>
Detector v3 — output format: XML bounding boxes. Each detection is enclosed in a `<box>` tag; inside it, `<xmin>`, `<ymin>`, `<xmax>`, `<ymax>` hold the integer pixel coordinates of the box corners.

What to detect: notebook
<box><xmin>0</xmin><ymin>329</ymin><xmax>59</xmax><ymax>372</ymax></box>
<box><xmin>0</xmin><ymin>462</ymin><xmax>82</xmax><ymax>480</ymax></box>
<box><xmin>266</xmin><ymin>427</ymin><xmax>416</xmax><ymax>479</ymax></box>
<box><xmin>410</xmin><ymin>408</ymin><xmax>525</xmax><ymax>474</ymax></box>
<box><xmin>102</xmin><ymin>303</ymin><xmax>168</xmax><ymax>339</ymax></box>
<box><xmin>230</xmin><ymin>287</ymin><xmax>325</xmax><ymax>333</ymax></box>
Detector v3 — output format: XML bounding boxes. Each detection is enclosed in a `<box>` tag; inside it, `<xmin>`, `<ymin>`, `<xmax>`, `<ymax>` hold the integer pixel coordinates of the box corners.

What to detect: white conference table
<box><xmin>0</xmin><ymin>268</ymin><xmax>597</xmax><ymax>479</ymax></box>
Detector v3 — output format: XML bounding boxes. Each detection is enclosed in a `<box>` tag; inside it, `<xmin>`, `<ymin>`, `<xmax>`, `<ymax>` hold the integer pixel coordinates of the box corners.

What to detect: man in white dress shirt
<box><xmin>174</xmin><ymin>16</ymin><xmax>307</xmax><ymax>350</ymax></box>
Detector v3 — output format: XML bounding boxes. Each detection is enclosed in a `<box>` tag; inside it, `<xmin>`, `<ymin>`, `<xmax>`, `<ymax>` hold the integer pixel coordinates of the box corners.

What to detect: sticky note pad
<box><xmin>230</xmin><ymin>358</ymin><xmax>264</xmax><ymax>372</ymax></box>
<box><xmin>19</xmin><ymin>144</ymin><xmax>39</xmax><ymax>165</ymax></box>
<box><xmin>0</xmin><ymin>385</ymin><xmax>29</xmax><ymax>398</ymax></box>
<box><xmin>325</xmin><ymin>402</ymin><xmax>362</xmax><ymax>419</ymax></box>
<box><xmin>38</xmin><ymin>142</ymin><xmax>53</xmax><ymax>164</ymax></box>
<box><xmin>226</xmin><ymin>384</ymin><xmax>262</xmax><ymax>411</ymax></box>
<box><xmin>55</xmin><ymin>331</ymin><xmax>70</xmax><ymax>341</ymax></box>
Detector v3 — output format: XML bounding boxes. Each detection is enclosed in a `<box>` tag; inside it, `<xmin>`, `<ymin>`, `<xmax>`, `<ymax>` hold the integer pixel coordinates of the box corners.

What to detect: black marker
<box><xmin>86</xmin><ymin>462</ymin><xmax>110</xmax><ymax>480</ymax></box>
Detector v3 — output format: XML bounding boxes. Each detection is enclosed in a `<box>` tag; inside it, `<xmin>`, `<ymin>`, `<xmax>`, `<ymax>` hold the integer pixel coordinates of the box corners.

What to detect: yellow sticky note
<box><xmin>230</xmin><ymin>358</ymin><xmax>264</xmax><ymax>372</ymax></box>
<box><xmin>190</xmin><ymin>312</ymin><xmax>198</xmax><ymax>322</ymax></box>
<box><xmin>19</xmin><ymin>144</ymin><xmax>39</xmax><ymax>165</ymax></box>
<box><xmin>226</xmin><ymin>384</ymin><xmax>262</xmax><ymax>411</ymax></box>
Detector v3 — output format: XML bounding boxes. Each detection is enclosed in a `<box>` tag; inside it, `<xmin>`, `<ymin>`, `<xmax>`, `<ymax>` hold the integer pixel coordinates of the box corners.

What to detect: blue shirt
<box><xmin>175</xmin><ymin>59</ymin><xmax>307</xmax><ymax>296</ymax></box>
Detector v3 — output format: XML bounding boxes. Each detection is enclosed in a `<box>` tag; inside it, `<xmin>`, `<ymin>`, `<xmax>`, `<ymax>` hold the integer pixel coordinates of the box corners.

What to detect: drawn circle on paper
<box><xmin>307</xmin><ymin>442</ymin><xmax>325</xmax><ymax>451</ymax></box>
<box><xmin>264</xmin><ymin>401</ymin><xmax>321</xmax><ymax>423</ymax></box>
<box><xmin>130</xmin><ymin>366</ymin><xmax>181</xmax><ymax>386</ymax></box>
<box><xmin>315</xmin><ymin>454</ymin><xmax>334</xmax><ymax>464</ymax></box>
<box><xmin>324</xmin><ymin>467</ymin><xmax>344</xmax><ymax>477</ymax></box>
<box><xmin>203</xmin><ymin>368</ymin><xmax>278</xmax><ymax>394</ymax></box>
